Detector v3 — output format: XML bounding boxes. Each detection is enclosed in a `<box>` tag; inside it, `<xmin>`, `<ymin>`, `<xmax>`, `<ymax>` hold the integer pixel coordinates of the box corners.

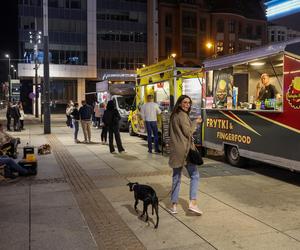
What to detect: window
<box><xmin>271</xmin><ymin>30</ymin><xmax>275</xmax><ymax>42</ymax></box>
<box><xmin>229</xmin><ymin>20</ymin><xmax>236</xmax><ymax>33</ymax></box>
<box><xmin>66</xmin><ymin>0</ymin><xmax>81</xmax><ymax>9</ymax></box>
<box><xmin>216</xmin><ymin>41</ymin><xmax>224</xmax><ymax>55</ymax></box>
<box><xmin>256</xmin><ymin>25</ymin><xmax>262</xmax><ymax>38</ymax></box>
<box><xmin>199</xmin><ymin>18</ymin><xmax>206</xmax><ymax>32</ymax></box>
<box><xmin>229</xmin><ymin>41</ymin><xmax>235</xmax><ymax>54</ymax></box>
<box><xmin>165</xmin><ymin>14</ymin><xmax>172</xmax><ymax>32</ymax></box>
<box><xmin>165</xmin><ymin>37</ymin><xmax>172</xmax><ymax>55</ymax></box>
<box><xmin>246</xmin><ymin>24</ymin><xmax>253</xmax><ymax>38</ymax></box>
<box><xmin>49</xmin><ymin>0</ymin><xmax>58</xmax><ymax>7</ymax></box>
<box><xmin>182</xmin><ymin>11</ymin><xmax>196</xmax><ymax>31</ymax></box>
<box><xmin>206</xmin><ymin>54</ymin><xmax>283</xmax><ymax>111</ymax></box>
<box><xmin>217</xmin><ymin>19</ymin><xmax>224</xmax><ymax>33</ymax></box>
<box><xmin>182</xmin><ymin>36</ymin><xmax>196</xmax><ymax>57</ymax></box>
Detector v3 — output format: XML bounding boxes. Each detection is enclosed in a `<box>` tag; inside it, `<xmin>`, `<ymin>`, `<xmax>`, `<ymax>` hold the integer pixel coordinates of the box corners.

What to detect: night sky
<box><xmin>0</xmin><ymin>0</ymin><xmax>18</xmax><ymax>83</ymax></box>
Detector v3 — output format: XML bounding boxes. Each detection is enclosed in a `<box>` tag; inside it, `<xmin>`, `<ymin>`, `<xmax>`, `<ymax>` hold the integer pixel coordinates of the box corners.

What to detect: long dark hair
<box><xmin>170</xmin><ymin>95</ymin><xmax>192</xmax><ymax>120</ymax></box>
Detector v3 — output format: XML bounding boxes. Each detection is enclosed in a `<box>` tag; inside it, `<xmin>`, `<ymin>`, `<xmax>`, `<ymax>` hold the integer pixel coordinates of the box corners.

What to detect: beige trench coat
<box><xmin>168</xmin><ymin>110</ymin><xmax>198</xmax><ymax>168</ymax></box>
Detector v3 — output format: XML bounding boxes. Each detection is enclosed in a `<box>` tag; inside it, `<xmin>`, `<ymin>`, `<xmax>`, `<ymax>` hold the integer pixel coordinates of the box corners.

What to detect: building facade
<box><xmin>156</xmin><ymin>0</ymin><xmax>267</xmax><ymax>66</ymax></box>
<box><xmin>17</xmin><ymin>0</ymin><xmax>147</xmax><ymax>113</ymax></box>
<box><xmin>268</xmin><ymin>25</ymin><xmax>300</xmax><ymax>43</ymax></box>
<box><xmin>17</xmin><ymin>0</ymin><xmax>97</xmax><ymax>113</ymax></box>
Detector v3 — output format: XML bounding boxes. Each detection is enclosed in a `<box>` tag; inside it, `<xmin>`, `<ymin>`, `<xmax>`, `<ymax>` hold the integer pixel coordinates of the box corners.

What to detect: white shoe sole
<box><xmin>188</xmin><ymin>207</ymin><xmax>203</xmax><ymax>215</ymax></box>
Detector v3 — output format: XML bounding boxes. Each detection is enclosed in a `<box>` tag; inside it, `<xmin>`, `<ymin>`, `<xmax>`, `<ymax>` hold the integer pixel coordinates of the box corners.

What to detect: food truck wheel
<box><xmin>129</xmin><ymin>123</ymin><xmax>136</xmax><ymax>136</ymax></box>
<box><xmin>225</xmin><ymin>145</ymin><xmax>244</xmax><ymax>167</ymax></box>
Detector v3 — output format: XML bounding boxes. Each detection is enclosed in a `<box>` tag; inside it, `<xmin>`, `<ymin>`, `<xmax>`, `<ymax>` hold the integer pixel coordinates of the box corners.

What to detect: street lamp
<box><xmin>5</xmin><ymin>54</ymin><xmax>11</xmax><ymax>101</ymax></box>
<box><xmin>29</xmin><ymin>30</ymin><xmax>42</xmax><ymax>118</ymax></box>
<box><xmin>205</xmin><ymin>41</ymin><xmax>216</xmax><ymax>58</ymax></box>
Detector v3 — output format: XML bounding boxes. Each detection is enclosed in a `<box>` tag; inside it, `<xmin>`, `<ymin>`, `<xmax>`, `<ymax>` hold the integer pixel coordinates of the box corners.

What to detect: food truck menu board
<box><xmin>182</xmin><ymin>78</ymin><xmax>203</xmax><ymax>145</ymax></box>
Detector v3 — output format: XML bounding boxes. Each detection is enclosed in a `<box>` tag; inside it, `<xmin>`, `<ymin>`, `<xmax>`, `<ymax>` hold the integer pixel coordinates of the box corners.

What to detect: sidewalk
<box><xmin>0</xmin><ymin>114</ymin><xmax>299</xmax><ymax>250</ymax></box>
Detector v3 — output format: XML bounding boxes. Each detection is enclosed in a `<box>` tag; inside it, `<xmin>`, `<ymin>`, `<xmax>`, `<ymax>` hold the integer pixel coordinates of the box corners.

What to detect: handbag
<box><xmin>187</xmin><ymin>147</ymin><xmax>203</xmax><ymax>165</ymax></box>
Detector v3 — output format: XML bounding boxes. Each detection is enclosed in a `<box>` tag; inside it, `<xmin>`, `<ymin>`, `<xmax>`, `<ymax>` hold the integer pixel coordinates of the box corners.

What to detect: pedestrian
<box><xmin>66</xmin><ymin>100</ymin><xmax>74</xmax><ymax>128</ymax></box>
<box><xmin>18</xmin><ymin>102</ymin><xmax>25</xmax><ymax>130</ymax></box>
<box><xmin>102</xmin><ymin>100</ymin><xmax>125</xmax><ymax>153</ymax></box>
<box><xmin>78</xmin><ymin>100</ymin><xmax>93</xmax><ymax>143</ymax></box>
<box><xmin>140</xmin><ymin>94</ymin><xmax>161</xmax><ymax>153</ymax></box>
<box><xmin>94</xmin><ymin>101</ymin><xmax>101</xmax><ymax>128</ymax></box>
<box><xmin>70</xmin><ymin>102</ymin><xmax>80</xmax><ymax>143</ymax></box>
<box><xmin>100</xmin><ymin>103</ymin><xmax>107</xmax><ymax>144</ymax></box>
<box><xmin>11</xmin><ymin>101</ymin><xmax>21</xmax><ymax>131</ymax></box>
<box><xmin>168</xmin><ymin>95</ymin><xmax>203</xmax><ymax>215</ymax></box>
<box><xmin>6</xmin><ymin>102</ymin><xmax>12</xmax><ymax>131</ymax></box>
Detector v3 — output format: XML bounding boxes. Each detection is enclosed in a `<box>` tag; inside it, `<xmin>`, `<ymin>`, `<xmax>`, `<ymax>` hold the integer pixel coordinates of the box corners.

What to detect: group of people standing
<box><xmin>66</xmin><ymin>99</ymin><xmax>125</xmax><ymax>153</ymax></box>
<box><xmin>6</xmin><ymin>101</ymin><xmax>25</xmax><ymax>132</ymax></box>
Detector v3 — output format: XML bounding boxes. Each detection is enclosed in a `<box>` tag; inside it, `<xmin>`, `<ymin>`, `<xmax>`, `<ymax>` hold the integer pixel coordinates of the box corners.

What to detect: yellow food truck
<box><xmin>128</xmin><ymin>58</ymin><xmax>203</xmax><ymax>147</ymax></box>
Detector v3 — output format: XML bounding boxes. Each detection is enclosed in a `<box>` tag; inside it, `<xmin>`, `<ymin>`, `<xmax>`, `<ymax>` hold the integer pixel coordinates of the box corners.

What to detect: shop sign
<box><xmin>286</xmin><ymin>76</ymin><xmax>300</xmax><ymax>109</ymax></box>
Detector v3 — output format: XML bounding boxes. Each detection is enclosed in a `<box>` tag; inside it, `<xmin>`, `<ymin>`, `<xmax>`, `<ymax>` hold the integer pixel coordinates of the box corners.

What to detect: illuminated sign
<box><xmin>265</xmin><ymin>0</ymin><xmax>300</xmax><ymax>20</ymax></box>
<box><xmin>286</xmin><ymin>76</ymin><xmax>300</xmax><ymax>109</ymax></box>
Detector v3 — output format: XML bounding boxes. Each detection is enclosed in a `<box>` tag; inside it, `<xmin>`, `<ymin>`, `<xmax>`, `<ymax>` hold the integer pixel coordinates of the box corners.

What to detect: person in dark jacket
<box><xmin>102</xmin><ymin>100</ymin><xmax>125</xmax><ymax>153</ymax></box>
<box><xmin>71</xmin><ymin>103</ymin><xmax>80</xmax><ymax>143</ymax></box>
<box><xmin>11</xmin><ymin>102</ymin><xmax>21</xmax><ymax>131</ymax></box>
<box><xmin>6</xmin><ymin>102</ymin><xmax>12</xmax><ymax>131</ymax></box>
<box><xmin>78</xmin><ymin>100</ymin><xmax>93</xmax><ymax>143</ymax></box>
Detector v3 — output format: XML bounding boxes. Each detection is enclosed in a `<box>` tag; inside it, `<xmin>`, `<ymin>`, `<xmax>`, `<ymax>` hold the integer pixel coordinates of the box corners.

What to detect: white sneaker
<box><xmin>168</xmin><ymin>204</ymin><xmax>178</xmax><ymax>214</ymax></box>
<box><xmin>188</xmin><ymin>205</ymin><xmax>203</xmax><ymax>215</ymax></box>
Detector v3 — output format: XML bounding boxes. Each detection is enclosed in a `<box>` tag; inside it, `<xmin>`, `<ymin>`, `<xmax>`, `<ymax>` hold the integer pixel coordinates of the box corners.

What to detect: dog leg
<box><xmin>134</xmin><ymin>199</ymin><xmax>138</xmax><ymax>213</ymax></box>
<box><xmin>154</xmin><ymin>198</ymin><xmax>159</xmax><ymax>228</ymax></box>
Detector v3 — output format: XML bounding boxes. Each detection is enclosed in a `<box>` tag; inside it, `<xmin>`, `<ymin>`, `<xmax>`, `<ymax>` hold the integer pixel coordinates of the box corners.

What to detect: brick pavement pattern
<box><xmin>48</xmin><ymin>134</ymin><xmax>146</xmax><ymax>250</ymax></box>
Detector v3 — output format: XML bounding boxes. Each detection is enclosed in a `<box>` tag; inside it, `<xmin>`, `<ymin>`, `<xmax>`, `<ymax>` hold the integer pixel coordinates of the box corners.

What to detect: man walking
<box><xmin>141</xmin><ymin>95</ymin><xmax>161</xmax><ymax>153</ymax></box>
<box><xmin>79</xmin><ymin>100</ymin><xmax>93</xmax><ymax>143</ymax></box>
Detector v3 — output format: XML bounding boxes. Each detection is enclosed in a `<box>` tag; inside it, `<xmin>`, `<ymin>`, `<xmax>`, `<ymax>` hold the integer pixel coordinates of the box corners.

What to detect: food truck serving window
<box><xmin>205</xmin><ymin>54</ymin><xmax>283</xmax><ymax>112</ymax></box>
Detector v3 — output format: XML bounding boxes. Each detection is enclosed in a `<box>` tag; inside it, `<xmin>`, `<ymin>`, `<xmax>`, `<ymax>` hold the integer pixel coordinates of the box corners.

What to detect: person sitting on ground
<box><xmin>0</xmin><ymin>123</ymin><xmax>20</xmax><ymax>158</ymax></box>
<box><xmin>0</xmin><ymin>155</ymin><xmax>32</xmax><ymax>179</ymax></box>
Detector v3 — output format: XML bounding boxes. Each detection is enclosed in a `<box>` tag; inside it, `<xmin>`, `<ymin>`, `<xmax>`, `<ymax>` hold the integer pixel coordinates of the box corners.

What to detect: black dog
<box><xmin>127</xmin><ymin>182</ymin><xmax>159</xmax><ymax>228</ymax></box>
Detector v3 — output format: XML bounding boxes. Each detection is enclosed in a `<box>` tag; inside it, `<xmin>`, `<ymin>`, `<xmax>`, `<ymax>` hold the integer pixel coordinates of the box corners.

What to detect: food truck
<box><xmin>129</xmin><ymin>58</ymin><xmax>203</xmax><ymax>145</ymax></box>
<box><xmin>202</xmin><ymin>38</ymin><xmax>300</xmax><ymax>171</ymax></box>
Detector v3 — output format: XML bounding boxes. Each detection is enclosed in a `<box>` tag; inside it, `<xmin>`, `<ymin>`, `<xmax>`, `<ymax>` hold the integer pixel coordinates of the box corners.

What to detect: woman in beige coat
<box><xmin>169</xmin><ymin>95</ymin><xmax>203</xmax><ymax>215</ymax></box>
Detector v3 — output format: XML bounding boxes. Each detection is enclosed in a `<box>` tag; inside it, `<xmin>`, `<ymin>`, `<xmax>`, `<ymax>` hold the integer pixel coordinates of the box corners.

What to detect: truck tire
<box><xmin>129</xmin><ymin>123</ymin><xmax>136</xmax><ymax>136</ymax></box>
<box><xmin>225</xmin><ymin>145</ymin><xmax>244</xmax><ymax>167</ymax></box>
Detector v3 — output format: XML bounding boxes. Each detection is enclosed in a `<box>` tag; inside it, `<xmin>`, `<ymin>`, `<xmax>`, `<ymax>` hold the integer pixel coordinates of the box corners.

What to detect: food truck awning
<box><xmin>204</xmin><ymin>37</ymin><xmax>300</xmax><ymax>70</ymax></box>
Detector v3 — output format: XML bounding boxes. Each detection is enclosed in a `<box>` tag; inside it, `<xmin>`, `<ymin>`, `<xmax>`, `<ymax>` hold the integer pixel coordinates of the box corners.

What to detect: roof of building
<box><xmin>206</xmin><ymin>0</ymin><xmax>266</xmax><ymax>20</ymax></box>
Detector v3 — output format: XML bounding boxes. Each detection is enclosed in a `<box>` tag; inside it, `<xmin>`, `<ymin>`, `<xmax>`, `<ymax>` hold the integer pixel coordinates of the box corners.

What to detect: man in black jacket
<box><xmin>78</xmin><ymin>100</ymin><xmax>93</xmax><ymax>143</ymax></box>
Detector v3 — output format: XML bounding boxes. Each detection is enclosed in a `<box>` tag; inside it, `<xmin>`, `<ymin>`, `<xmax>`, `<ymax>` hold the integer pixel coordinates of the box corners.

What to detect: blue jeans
<box><xmin>72</xmin><ymin>119</ymin><xmax>79</xmax><ymax>140</ymax></box>
<box><xmin>0</xmin><ymin>155</ymin><xmax>28</xmax><ymax>176</ymax></box>
<box><xmin>145</xmin><ymin>121</ymin><xmax>159</xmax><ymax>152</ymax></box>
<box><xmin>171</xmin><ymin>163</ymin><xmax>200</xmax><ymax>203</ymax></box>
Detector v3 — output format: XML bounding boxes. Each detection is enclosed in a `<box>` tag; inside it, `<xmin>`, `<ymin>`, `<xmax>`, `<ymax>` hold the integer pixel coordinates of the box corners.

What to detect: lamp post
<box><xmin>29</xmin><ymin>30</ymin><xmax>42</xmax><ymax>118</ymax></box>
<box><xmin>5</xmin><ymin>54</ymin><xmax>11</xmax><ymax>101</ymax></box>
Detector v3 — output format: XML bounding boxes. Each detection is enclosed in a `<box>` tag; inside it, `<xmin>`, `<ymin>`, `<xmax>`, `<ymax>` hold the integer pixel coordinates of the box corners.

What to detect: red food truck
<box><xmin>202</xmin><ymin>38</ymin><xmax>300</xmax><ymax>171</ymax></box>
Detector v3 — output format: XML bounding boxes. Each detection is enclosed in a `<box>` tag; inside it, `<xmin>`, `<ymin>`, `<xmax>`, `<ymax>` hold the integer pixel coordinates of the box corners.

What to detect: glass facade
<box><xmin>97</xmin><ymin>0</ymin><xmax>147</xmax><ymax>70</ymax></box>
<box><xmin>18</xmin><ymin>0</ymin><xmax>87</xmax><ymax>66</ymax></box>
